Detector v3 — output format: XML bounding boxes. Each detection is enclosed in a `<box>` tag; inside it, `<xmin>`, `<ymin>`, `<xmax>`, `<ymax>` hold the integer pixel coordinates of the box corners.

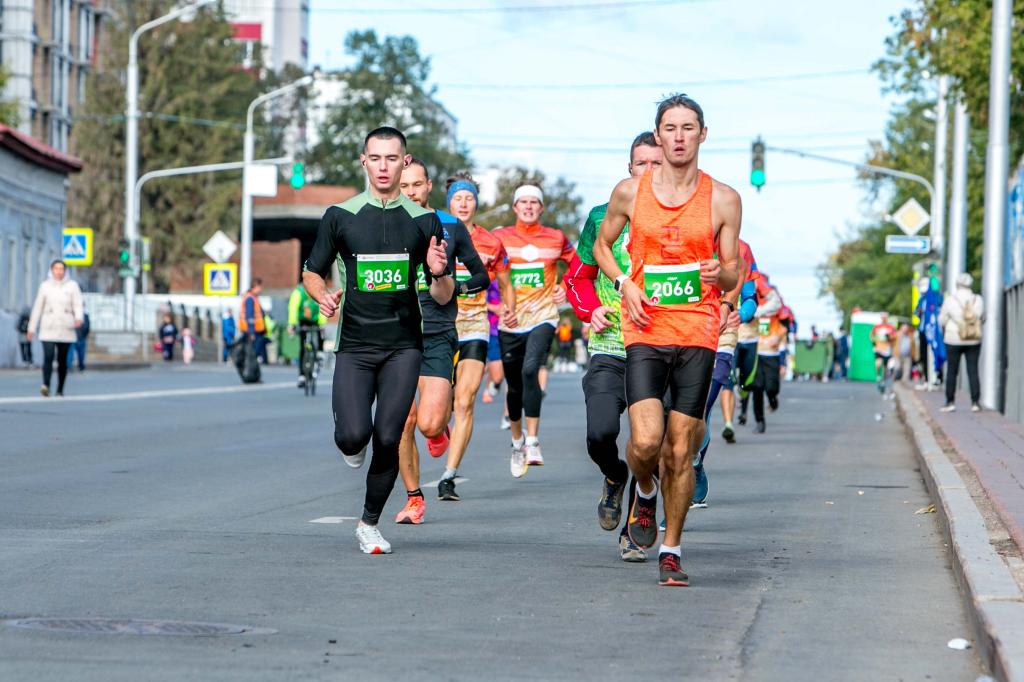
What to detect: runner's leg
<box><xmin>522</xmin><ymin>324</ymin><xmax>556</xmax><ymax>436</ymax></box>
<box><xmin>583</xmin><ymin>355</ymin><xmax>628</xmax><ymax>483</ymax></box>
<box><xmin>500</xmin><ymin>331</ymin><xmax>527</xmax><ymax>440</ymax></box>
<box><xmin>448</xmin><ymin>354</ymin><xmax>486</xmax><ymax>473</ymax></box>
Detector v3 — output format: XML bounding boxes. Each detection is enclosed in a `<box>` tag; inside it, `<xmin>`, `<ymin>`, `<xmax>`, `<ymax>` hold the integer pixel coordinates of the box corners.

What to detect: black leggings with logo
<box><xmin>499</xmin><ymin>325</ymin><xmax>556</xmax><ymax>422</ymax></box>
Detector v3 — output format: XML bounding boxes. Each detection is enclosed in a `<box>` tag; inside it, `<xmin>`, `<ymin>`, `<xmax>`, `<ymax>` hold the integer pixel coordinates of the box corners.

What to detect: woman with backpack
<box><xmin>938</xmin><ymin>272</ymin><xmax>984</xmax><ymax>412</ymax></box>
<box><xmin>27</xmin><ymin>259</ymin><xmax>84</xmax><ymax>397</ymax></box>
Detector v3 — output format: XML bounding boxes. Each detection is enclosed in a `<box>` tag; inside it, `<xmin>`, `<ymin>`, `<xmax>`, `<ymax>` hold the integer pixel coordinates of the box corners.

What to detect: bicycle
<box><xmin>297</xmin><ymin>324</ymin><xmax>322</xmax><ymax>397</ymax></box>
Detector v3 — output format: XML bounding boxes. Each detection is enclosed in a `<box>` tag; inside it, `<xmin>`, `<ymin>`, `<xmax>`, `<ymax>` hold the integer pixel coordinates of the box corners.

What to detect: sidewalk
<box><xmin>898</xmin><ymin>384</ymin><xmax>1024</xmax><ymax>682</ymax></box>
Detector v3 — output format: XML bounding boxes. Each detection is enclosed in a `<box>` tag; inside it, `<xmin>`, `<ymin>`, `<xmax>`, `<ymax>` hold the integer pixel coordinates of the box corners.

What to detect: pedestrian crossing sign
<box><xmin>203</xmin><ymin>262</ymin><xmax>238</xmax><ymax>296</ymax></box>
<box><xmin>62</xmin><ymin>227</ymin><xmax>93</xmax><ymax>266</ymax></box>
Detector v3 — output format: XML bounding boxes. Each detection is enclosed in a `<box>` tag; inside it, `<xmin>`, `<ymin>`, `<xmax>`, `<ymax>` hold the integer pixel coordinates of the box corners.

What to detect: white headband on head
<box><xmin>513</xmin><ymin>185</ymin><xmax>544</xmax><ymax>205</ymax></box>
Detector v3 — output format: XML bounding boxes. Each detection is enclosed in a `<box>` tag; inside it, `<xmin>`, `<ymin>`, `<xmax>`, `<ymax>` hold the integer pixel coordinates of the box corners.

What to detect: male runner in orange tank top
<box><xmin>594</xmin><ymin>94</ymin><xmax>741</xmax><ymax>587</ymax></box>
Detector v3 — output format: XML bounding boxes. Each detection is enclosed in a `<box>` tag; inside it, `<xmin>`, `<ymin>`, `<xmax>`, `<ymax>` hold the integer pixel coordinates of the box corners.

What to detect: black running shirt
<box><xmin>417</xmin><ymin>209</ymin><xmax>490</xmax><ymax>336</ymax></box>
<box><xmin>304</xmin><ymin>191</ymin><xmax>445</xmax><ymax>352</ymax></box>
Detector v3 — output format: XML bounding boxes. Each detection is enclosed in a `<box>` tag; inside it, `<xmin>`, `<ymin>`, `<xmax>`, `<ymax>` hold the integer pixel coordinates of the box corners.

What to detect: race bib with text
<box><xmin>643</xmin><ymin>262</ymin><xmax>701</xmax><ymax>305</ymax></box>
<box><xmin>511</xmin><ymin>262</ymin><xmax>545</xmax><ymax>289</ymax></box>
<box><xmin>357</xmin><ymin>253</ymin><xmax>409</xmax><ymax>293</ymax></box>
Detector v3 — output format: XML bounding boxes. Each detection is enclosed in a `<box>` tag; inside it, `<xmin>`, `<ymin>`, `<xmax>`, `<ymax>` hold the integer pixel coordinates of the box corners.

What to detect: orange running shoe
<box><xmin>395</xmin><ymin>495</ymin><xmax>425</xmax><ymax>524</ymax></box>
<box><xmin>426</xmin><ymin>426</ymin><xmax>450</xmax><ymax>458</ymax></box>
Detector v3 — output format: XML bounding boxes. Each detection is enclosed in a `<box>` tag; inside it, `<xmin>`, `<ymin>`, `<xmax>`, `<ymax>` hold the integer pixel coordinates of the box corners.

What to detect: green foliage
<box><xmin>821</xmin><ymin>0</ymin><xmax>1020</xmax><ymax>320</ymax></box>
<box><xmin>477</xmin><ymin>166</ymin><xmax>584</xmax><ymax>240</ymax></box>
<box><xmin>68</xmin><ymin>0</ymin><xmax>300</xmax><ymax>291</ymax></box>
<box><xmin>306</xmin><ymin>30</ymin><xmax>472</xmax><ymax>208</ymax></box>
<box><xmin>0</xmin><ymin>65</ymin><xmax>18</xmax><ymax>126</ymax></box>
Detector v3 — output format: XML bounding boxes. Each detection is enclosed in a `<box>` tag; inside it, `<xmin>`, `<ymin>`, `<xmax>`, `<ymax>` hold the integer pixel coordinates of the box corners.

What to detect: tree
<box><xmin>68</xmin><ymin>0</ymin><xmax>299</xmax><ymax>292</ymax></box>
<box><xmin>305</xmin><ymin>30</ymin><xmax>472</xmax><ymax>207</ymax></box>
<box><xmin>477</xmin><ymin>166</ymin><xmax>585</xmax><ymax>240</ymax></box>
<box><xmin>0</xmin><ymin>65</ymin><xmax>18</xmax><ymax>126</ymax></box>
<box><xmin>820</xmin><ymin>0</ymin><xmax>1019</xmax><ymax>320</ymax></box>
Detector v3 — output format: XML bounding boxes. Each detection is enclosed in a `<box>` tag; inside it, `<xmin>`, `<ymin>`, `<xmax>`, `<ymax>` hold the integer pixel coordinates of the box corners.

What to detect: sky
<box><xmin>307</xmin><ymin>0</ymin><xmax>918</xmax><ymax>334</ymax></box>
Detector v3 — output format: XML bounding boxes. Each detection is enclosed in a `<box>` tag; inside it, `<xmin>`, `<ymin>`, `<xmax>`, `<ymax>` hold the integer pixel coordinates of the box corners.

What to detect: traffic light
<box><xmin>290</xmin><ymin>162</ymin><xmax>305</xmax><ymax>190</ymax></box>
<box><xmin>118</xmin><ymin>238</ymin><xmax>130</xmax><ymax>266</ymax></box>
<box><xmin>751</xmin><ymin>138</ymin><xmax>766</xmax><ymax>191</ymax></box>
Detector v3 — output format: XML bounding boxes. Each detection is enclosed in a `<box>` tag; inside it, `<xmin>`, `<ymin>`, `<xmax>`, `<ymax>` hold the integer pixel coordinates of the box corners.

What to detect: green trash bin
<box><xmin>849</xmin><ymin>311</ymin><xmax>886</xmax><ymax>382</ymax></box>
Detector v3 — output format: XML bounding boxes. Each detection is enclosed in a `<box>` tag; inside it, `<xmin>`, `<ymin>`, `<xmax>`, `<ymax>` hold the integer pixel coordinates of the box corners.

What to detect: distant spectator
<box><xmin>17</xmin><ymin>306</ymin><xmax>32</xmax><ymax>365</ymax></box>
<box><xmin>239</xmin><ymin>278</ymin><xmax>268</xmax><ymax>363</ymax></box>
<box><xmin>181</xmin><ymin>327</ymin><xmax>196</xmax><ymax>365</ymax></box>
<box><xmin>832</xmin><ymin>326</ymin><xmax>849</xmax><ymax>380</ymax></box>
<box><xmin>67</xmin><ymin>308</ymin><xmax>90</xmax><ymax>372</ymax></box>
<box><xmin>939</xmin><ymin>273</ymin><xmax>984</xmax><ymax>413</ymax></box>
<box><xmin>159</xmin><ymin>313</ymin><xmax>178</xmax><ymax>361</ymax></box>
<box><xmin>221</xmin><ymin>310</ymin><xmax>236</xmax><ymax>362</ymax></box>
<box><xmin>896</xmin><ymin>322</ymin><xmax>913</xmax><ymax>382</ymax></box>
<box><xmin>27</xmin><ymin>259</ymin><xmax>83</xmax><ymax>397</ymax></box>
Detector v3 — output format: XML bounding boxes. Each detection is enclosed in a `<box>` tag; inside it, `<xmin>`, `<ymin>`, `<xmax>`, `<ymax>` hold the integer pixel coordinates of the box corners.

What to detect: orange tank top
<box><xmin>623</xmin><ymin>170</ymin><xmax>720</xmax><ymax>351</ymax></box>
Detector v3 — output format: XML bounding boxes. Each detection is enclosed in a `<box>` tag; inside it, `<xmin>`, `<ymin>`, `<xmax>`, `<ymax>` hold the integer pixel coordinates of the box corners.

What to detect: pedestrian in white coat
<box><xmin>27</xmin><ymin>260</ymin><xmax>84</xmax><ymax>397</ymax></box>
<box><xmin>938</xmin><ymin>272</ymin><xmax>984</xmax><ymax>412</ymax></box>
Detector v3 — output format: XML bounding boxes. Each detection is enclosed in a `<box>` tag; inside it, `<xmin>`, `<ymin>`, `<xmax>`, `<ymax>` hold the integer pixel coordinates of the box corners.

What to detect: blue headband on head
<box><xmin>447</xmin><ymin>179</ymin><xmax>479</xmax><ymax>207</ymax></box>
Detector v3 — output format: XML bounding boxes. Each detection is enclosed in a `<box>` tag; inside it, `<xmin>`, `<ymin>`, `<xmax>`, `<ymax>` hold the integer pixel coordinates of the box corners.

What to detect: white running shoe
<box><xmin>510</xmin><ymin>441</ymin><xmax>529</xmax><ymax>478</ymax></box>
<box><xmin>341</xmin><ymin>443</ymin><xmax>368</xmax><ymax>468</ymax></box>
<box><xmin>525</xmin><ymin>442</ymin><xmax>544</xmax><ymax>466</ymax></box>
<box><xmin>485</xmin><ymin>382</ymin><xmax>499</xmax><ymax>399</ymax></box>
<box><xmin>500</xmin><ymin>415</ymin><xmax>511</xmax><ymax>430</ymax></box>
<box><xmin>355</xmin><ymin>522</ymin><xmax>392</xmax><ymax>554</ymax></box>
<box><xmin>939</xmin><ymin>403</ymin><xmax>956</xmax><ymax>413</ymax></box>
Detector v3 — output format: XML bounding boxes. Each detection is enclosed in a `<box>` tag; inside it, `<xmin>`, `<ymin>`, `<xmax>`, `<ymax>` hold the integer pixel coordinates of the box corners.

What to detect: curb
<box><xmin>895</xmin><ymin>385</ymin><xmax>1024</xmax><ymax>682</ymax></box>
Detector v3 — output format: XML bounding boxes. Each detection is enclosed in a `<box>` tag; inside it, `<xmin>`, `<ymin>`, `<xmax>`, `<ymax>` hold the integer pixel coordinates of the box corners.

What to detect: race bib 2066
<box><xmin>643</xmin><ymin>262</ymin><xmax>701</xmax><ymax>305</ymax></box>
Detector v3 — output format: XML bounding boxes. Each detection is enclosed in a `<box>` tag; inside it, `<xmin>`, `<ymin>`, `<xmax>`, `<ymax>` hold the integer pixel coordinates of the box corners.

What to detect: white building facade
<box><xmin>222</xmin><ymin>0</ymin><xmax>310</xmax><ymax>72</ymax></box>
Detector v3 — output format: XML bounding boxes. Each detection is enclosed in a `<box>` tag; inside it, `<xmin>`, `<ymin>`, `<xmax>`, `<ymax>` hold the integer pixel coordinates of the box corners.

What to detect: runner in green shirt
<box><xmin>563</xmin><ymin>131</ymin><xmax>662</xmax><ymax>563</ymax></box>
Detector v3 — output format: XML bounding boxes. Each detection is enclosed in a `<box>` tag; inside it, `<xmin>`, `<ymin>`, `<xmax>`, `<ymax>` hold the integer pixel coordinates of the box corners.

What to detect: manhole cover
<box><xmin>4</xmin><ymin>618</ymin><xmax>274</xmax><ymax>636</ymax></box>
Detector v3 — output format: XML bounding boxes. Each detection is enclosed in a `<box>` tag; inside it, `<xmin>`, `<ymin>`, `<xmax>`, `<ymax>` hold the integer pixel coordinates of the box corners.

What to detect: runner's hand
<box><xmin>502</xmin><ymin>305</ymin><xmax>518</xmax><ymax>328</ymax></box>
<box><xmin>26</xmin><ymin>331</ymin><xmax>33</xmax><ymax>342</ymax></box>
<box><xmin>621</xmin><ymin>279</ymin><xmax>653</xmax><ymax>328</ymax></box>
<box><xmin>719</xmin><ymin>304</ymin><xmax>740</xmax><ymax>333</ymax></box>
<box><xmin>319</xmin><ymin>289</ymin><xmax>343</xmax><ymax>318</ymax></box>
<box><xmin>553</xmin><ymin>286</ymin><xmax>566</xmax><ymax>305</ymax></box>
<box><xmin>699</xmin><ymin>258</ymin><xmax>721</xmax><ymax>286</ymax></box>
<box><xmin>727</xmin><ymin>309</ymin><xmax>741</xmax><ymax>331</ymax></box>
<box><xmin>590</xmin><ymin>305</ymin><xmax>615</xmax><ymax>334</ymax></box>
<box><xmin>427</xmin><ymin>236</ymin><xmax>448</xmax><ymax>276</ymax></box>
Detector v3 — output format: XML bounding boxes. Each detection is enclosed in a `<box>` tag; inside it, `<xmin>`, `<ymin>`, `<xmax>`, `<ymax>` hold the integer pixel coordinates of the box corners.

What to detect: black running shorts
<box><xmin>420</xmin><ymin>328</ymin><xmax>459</xmax><ymax>380</ymax></box>
<box><xmin>457</xmin><ymin>339</ymin><xmax>488</xmax><ymax>365</ymax></box>
<box><xmin>625</xmin><ymin>344</ymin><xmax>716</xmax><ymax>419</ymax></box>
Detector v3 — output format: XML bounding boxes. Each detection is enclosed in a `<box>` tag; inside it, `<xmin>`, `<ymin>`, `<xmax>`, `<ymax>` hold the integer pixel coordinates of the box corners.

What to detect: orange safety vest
<box><xmin>239</xmin><ymin>291</ymin><xmax>266</xmax><ymax>333</ymax></box>
<box><xmin>558</xmin><ymin>324</ymin><xmax>572</xmax><ymax>342</ymax></box>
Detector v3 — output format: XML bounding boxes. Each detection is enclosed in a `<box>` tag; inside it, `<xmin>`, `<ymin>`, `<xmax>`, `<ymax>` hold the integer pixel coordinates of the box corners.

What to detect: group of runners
<box><xmin>302</xmin><ymin>94</ymin><xmax>796</xmax><ymax>586</ymax></box>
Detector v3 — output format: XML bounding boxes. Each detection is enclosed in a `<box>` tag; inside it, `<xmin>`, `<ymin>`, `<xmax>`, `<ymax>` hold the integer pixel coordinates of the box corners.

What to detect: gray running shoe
<box><xmin>619</xmin><ymin>533</ymin><xmax>647</xmax><ymax>563</ymax></box>
<box><xmin>627</xmin><ymin>487</ymin><xmax>658</xmax><ymax>549</ymax></box>
<box><xmin>598</xmin><ymin>478</ymin><xmax>626</xmax><ymax>531</ymax></box>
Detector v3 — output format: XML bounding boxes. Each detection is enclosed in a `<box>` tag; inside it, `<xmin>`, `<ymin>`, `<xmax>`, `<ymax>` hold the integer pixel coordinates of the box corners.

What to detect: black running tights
<box><xmin>500</xmin><ymin>325</ymin><xmax>555</xmax><ymax>421</ymax></box>
<box><xmin>332</xmin><ymin>347</ymin><xmax>422</xmax><ymax>524</ymax></box>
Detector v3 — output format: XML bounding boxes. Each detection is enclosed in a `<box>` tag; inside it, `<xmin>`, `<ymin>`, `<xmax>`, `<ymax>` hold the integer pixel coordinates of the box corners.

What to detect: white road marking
<box><xmin>423</xmin><ymin>477</ymin><xmax>469</xmax><ymax>487</ymax></box>
<box><xmin>0</xmin><ymin>380</ymin><xmax>325</xmax><ymax>405</ymax></box>
<box><xmin>309</xmin><ymin>516</ymin><xmax>358</xmax><ymax>524</ymax></box>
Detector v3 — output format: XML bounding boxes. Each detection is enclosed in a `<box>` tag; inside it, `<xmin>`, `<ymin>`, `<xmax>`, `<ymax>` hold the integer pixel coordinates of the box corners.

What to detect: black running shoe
<box><xmin>437</xmin><ymin>478</ymin><xmax>460</xmax><ymax>501</ymax></box>
<box><xmin>754</xmin><ymin>420</ymin><xmax>766</xmax><ymax>434</ymax></box>
<box><xmin>627</xmin><ymin>488</ymin><xmax>658</xmax><ymax>549</ymax></box>
<box><xmin>598</xmin><ymin>478</ymin><xmax>626</xmax><ymax>531</ymax></box>
<box><xmin>722</xmin><ymin>424</ymin><xmax>735</xmax><ymax>443</ymax></box>
<box><xmin>737</xmin><ymin>412</ymin><xmax>747</xmax><ymax>426</ymax></box>
<box><xmin>768</xmin><ymin>395</ymin><xmax>779</xmax><ymax>412</ymax></box>
<box><xmin>658</xmin><ymin>553</ymin><xmax>689</xmax><ymax>587</ymax></box>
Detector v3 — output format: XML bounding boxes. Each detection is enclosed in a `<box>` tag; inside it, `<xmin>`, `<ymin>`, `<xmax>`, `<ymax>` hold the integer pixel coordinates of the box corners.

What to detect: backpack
<box><xmin>958</xmin><ymin>296</ymin><xmax>982</xmax><ymax>341</ymax></box>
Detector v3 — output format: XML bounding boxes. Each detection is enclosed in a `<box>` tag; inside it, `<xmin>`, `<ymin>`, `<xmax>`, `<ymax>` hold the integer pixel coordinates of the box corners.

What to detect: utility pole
<box><xmin>931</xmin><ymin>75</ymin><xmax>949</xmax><ymax>262</ymax></box>
<box><xmin>946</xmin><ymin>96</ymin><xmax>969</xmax><ymax>293</ymax></box>
<box><xmin>980</xmin><ymin>0</ymin><xmax>1013</xmax><ymax>411</ymax></box>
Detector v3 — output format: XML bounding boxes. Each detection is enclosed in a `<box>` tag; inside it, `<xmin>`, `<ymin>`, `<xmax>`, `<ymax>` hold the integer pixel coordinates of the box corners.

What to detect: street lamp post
<box><xmin>240</xmin><ymin>76</ymin><xmax>314</xmax><ymax>294</ymax></box>
<box><xmin>124</xmin><ymin>0</ymin><xmax>216</xmax><ymax>327</ymax></box>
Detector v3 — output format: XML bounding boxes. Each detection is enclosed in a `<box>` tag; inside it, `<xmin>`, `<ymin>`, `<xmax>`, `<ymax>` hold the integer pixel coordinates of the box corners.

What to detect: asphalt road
<box><xmin>0</xmin><ymin>363</ymin><xmax>983</xmax><ymax>680</ymax></box>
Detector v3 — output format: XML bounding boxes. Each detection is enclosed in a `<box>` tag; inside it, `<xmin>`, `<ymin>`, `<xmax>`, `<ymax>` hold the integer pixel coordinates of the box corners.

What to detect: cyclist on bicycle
<box><xmin>288</xmin><ymin>279</ymin><xmax>327</xmax><ymax>388</ymax></box>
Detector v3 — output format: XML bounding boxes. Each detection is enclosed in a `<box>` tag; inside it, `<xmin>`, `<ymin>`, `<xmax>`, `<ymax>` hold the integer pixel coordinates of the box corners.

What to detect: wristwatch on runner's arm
<box><xmin>613</xmin><ymin>274</ymin><xmax>629</xmax><ymax>292</ymax></box>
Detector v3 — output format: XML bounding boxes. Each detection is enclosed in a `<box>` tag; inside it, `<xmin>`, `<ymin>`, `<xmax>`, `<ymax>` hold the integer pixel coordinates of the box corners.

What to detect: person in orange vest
<box><xmin>556</xmin><ymin>318</ymin><xmax>574</xmax><ymax>372</ymax></box>
<box><xmin>239</xmin><ymin>278</ymin><xmax>267</xmax><ymax>363</ymax></box>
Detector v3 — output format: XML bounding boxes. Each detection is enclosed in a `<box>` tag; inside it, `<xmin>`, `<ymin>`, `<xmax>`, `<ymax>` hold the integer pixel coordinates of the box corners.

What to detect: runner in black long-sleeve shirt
<box><xmin>302</xmin><ymin>128</ymin><xmax>453</xmax><ymax>555</ymax></box>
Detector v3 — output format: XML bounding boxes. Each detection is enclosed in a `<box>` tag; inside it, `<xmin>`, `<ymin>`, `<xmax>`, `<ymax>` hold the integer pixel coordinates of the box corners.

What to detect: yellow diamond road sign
<box><xmin>892</xmin><ymin>198</ymin><xmax>930</xmax><ymax>236</ymax></box>
<box><xmin>203</xmin><ymin>263</ymin><xmax>238</xmax><ymax>296</ymax></box>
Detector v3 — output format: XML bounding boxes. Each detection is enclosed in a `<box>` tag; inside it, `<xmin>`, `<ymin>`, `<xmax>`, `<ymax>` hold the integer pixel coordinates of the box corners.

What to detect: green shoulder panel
<box><xmin>335</xmin><ymin>191</ymin><xmax>371</xmax><ymax>215</ymax></box>
<box><xmin>576</xmin><ymin>203</ymin><xmax>607</xmax><ymax>266</ymax></box>
<box><xmin>396</xmin><ymin>193</ymin><xmax>432</xmax><ymax>218</ymax></box>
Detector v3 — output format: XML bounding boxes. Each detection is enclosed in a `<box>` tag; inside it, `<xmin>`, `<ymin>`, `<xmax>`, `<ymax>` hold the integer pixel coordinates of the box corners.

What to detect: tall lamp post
<box><xmin>124</xmin><ymin>0</ymin><xmax>216</xmax><ymax>327</ymax></box>
<box><xmin>240</xmin><ymin>75</ymin><xmax>314</xmax><ymax>293</ymax></box>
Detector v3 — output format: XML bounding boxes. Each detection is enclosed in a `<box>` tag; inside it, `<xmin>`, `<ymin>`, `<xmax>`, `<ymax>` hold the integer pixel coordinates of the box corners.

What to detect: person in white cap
<box><xmin>938</xmin><ymin>272</ymin><xmax>984</xmax><ymax>412</ymax></box>
<box><xmin>493</xmin><ymin>184</ymin><xmax>576</xmax><ymax>477</ymax></box>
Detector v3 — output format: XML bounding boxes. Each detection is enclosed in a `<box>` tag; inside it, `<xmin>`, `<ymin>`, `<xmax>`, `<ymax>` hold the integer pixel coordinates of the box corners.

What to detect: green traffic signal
<box><xmin>290</xmin><ymin>162</ymin><xmax>305</xmax><ymax>190</ymax></box>
<box><xmin>751</xmin><ymin>138</ymin><xmax>766</xmax><ymax>190</ymax></box>
<box><xmin>118</xmin><ymin>239</ymin><xmax>130</xmax><ymax>264</ymax></box>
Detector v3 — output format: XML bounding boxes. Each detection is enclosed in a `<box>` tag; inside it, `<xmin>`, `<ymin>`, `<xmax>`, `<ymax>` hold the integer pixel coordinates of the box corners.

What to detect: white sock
<box><xmin>512</xmin><ymin>435</ymin><xmax>525</xmax><ymax>449</ymax></box>
<box><xmin>637</xmin><ymin>480</ymin><xmax>658</xmax><ymax>500</ymax></box>
<box><xmin>442</xmin><ymin>468</ymin><xmax>457</xmax><ymax>481</ymax></box>
<box><xmin>659</xmin><ymin>544</ymin><xmax>681</xmax><ymax>557</ymax></box>
<box><xmin>525</xmin><ymin>435</ymin><xmax>539</xmax><ymax>446</ymax></box>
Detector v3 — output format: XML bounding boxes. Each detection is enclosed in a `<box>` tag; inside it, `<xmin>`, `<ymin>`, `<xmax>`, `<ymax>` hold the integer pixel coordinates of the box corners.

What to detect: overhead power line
<box><xmin>438</xmin><ymin>68</ymin><xmax>868</xmax><ymax>91</ymax></box>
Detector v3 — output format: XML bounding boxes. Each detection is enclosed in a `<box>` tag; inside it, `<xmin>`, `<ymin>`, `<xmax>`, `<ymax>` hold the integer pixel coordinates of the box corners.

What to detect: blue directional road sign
<box><xmin>62</xmin><ymin>227</ymin><xmax>93</xmax><ymax>266</ymax></box>
<box><xmin>885</xmin><ymin>235</ymin><xmax>931</xmax><ymax>255</ymax></box>
<box><xmin>203</xmin><ymin>262</ymin><xmax>238</xmax><ymax>296</ymax></box>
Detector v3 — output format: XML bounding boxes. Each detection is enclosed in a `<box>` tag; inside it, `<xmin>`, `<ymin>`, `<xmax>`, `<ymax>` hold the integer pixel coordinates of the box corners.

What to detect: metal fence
<box><xmin>1005</xmin><ymin>282</ymin><xmax>1024</xmax><ymax>425</ymax></box>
